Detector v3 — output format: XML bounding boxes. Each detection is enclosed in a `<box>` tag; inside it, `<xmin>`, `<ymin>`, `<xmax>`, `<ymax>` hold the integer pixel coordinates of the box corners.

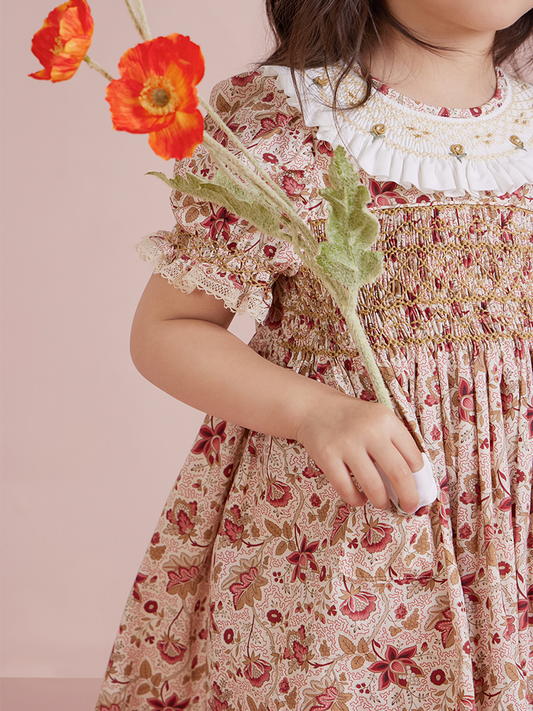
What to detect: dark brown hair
<box><xmin>263</xmin><ymin>0</ymin><xmax>533</xmax><ymax>108</ymax></box>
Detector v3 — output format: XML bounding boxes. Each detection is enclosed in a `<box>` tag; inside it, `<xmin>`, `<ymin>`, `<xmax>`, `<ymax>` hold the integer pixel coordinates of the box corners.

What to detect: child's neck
<box><xmin>369</xmin><ymin>30</ymin><xmax>498</xmax><ymax>110</ymax></box>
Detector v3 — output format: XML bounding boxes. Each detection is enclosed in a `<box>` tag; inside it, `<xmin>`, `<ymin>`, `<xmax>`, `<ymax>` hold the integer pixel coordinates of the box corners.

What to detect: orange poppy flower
<box><xmin>29</xmin><ymin>0</ymin><xmax>94</xmax><ymax>82</ymax></box>
<box><xmin>106</xmin><ymin>34</ymin><xmax>205</xmax><ymax>161</ymax></box>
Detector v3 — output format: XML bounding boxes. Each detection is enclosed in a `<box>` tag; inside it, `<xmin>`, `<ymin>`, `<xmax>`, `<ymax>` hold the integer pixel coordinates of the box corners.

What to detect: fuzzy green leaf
<box><xmin>317</xmin><ymin>146</ymin><xmax>382</xmax><ymax>291</ymax></box>
<box><xmin>148</xmin><ymin>170</ymin><xmax>292</xmax><ymax>244</ymax></box>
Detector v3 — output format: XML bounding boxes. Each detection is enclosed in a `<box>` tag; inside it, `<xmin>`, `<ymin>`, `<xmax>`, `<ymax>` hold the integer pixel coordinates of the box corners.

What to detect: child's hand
<box><xmin>295</xmin><ymin>393</ymin><xmax>424</xmax><ymax>513</ymax></box>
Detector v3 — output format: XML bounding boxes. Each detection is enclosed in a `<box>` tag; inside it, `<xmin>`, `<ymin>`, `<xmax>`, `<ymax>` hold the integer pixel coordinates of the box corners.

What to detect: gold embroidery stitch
<box><xmin>371</xmin><ymin>123</ymin><xmax>386</xmax><ymax>137</ymax></box>
<box><xmin>510</xmin><ymin>135</ymin><xmax>525</xmax><ymax>149</ymax></box>
<box><xmin>273</xmin><ymin>203</ymin><xmax>533</xmax><ymax>352</ymax></box>
<box><xmin>450</xmin><ymin>144</ymin><xmax>466</xmax><ymax>159</ymax></box>
<box><xmin>309</xmin><ymin>219</ymin><xmax>328</xmax><ymax>243</ymax></box>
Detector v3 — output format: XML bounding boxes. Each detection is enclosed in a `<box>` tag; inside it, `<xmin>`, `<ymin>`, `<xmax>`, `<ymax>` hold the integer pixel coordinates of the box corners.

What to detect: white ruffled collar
<box><xmin>262</xmin><ymin>65</ymin><xmax>533</xmax><ymax>197</ymax></box>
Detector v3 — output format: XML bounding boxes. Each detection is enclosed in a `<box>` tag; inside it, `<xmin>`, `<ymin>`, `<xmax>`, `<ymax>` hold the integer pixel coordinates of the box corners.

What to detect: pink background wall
<box><xmin>1</xmin><ymin>0</ymin><xmax>265</xmax><ymax>680</ymax></box>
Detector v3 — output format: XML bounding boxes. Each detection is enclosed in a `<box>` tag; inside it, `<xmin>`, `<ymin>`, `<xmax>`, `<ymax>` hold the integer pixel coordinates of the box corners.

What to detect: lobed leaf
<box><xmin>317</xmin><ymin>146</ymin><xmax>382</xmax><ymax>291</ymax></box>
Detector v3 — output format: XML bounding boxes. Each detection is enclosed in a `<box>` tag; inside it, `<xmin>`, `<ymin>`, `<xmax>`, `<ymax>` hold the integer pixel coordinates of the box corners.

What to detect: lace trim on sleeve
<box><xmin>137</xmin><ymin>234</ymin><xmax>274</xmax><ymax>322</ymax></box>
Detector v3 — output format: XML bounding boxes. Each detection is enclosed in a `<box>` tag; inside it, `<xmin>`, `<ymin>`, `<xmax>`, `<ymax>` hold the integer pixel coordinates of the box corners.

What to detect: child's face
<box><xmin>385</xmin><ymin>0</ymin><xmax>533</xmax><ymax>36</ymax></box>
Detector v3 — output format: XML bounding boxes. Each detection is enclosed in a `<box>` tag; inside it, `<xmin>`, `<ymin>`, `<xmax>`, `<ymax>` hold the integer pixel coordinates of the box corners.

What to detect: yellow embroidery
<box><xmin>371</xmin><ymin>123</ymin><xmax>386</xmax><ymax>138</ymax></box>
<box><xmin>277</xmin><ymin>204</ymin><xmax>533</xmax><ymax>353</ymax></box>
<box><xmin>510</xmin><ymin>135</ymin><xmax>525</xmax><ymax>149</ymax></box>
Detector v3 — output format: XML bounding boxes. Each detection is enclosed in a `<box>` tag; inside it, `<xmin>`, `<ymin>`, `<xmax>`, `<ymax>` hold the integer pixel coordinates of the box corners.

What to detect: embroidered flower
<box><xmin>360</xmin><ymin>517</ymin><xmax>393</xmax><ymax>553</ymax></box>
<box><xmin>243</xmin><ymin>653</ymin><xmax>272</xmax><ymax>687</ymax></box>
<box><xmin>201</xmin><ymin>206</ymin><xmax>239</xmax><ymax>241</ymax></box>
<box><xmin>156</xmin><ymin>634</ymin><xmax>187</xmax><ymax>664</ymax></box>
<box><xmin>231</xmin><ymin>71</ymin><xmax>260</xmax><ymax>86</ymax></box>
<box><xmin>267</xmin><ymin>609</ymin><xmax>282</xmax><ymax>625</ymax></box>
<box><xmin>266</xmin><ymin>479</ymin><xmax>293</xmax><ymax>507</ymax></box>
<box><xmin>147</xmin><ymin>692</ymin><xmax>190</xmax><ymax>710</ymax></box>
<box><xmin>340</xmin><ymin>586</ymin><xmax>377</xmax><ymax>621</ymax></box>
<box><xmin>368</xmin><ymin>644</ymin><xmax>423</xmax><ymax>690</ymax></box>
<box><xmin>191</xmin><ymin>419</ymin><xmax>227</xmax><ymax>465</ymax></box>
<box><xmin>430</xmin><ymin>669</ymin><xmax>446</xmax><ymax>686</ymax></box>
<box><xmin>287</xmin><ymin>534</ymin><xmax>319</xmax><ymax>582</ymax></box>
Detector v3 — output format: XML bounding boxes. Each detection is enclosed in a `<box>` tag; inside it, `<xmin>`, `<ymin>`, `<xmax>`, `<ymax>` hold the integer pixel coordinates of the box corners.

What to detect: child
<box><xmin>96</xmin><ymin>1</ymin><xmax>533</xmax><ymax>708</ymax></box>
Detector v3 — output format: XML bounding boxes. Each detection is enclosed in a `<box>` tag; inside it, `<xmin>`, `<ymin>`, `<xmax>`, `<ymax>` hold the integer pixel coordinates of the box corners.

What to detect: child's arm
<box><xmin>131</xmin><ymin>274</ymin><xmax>424</xmax><ymax>513</ymax></box>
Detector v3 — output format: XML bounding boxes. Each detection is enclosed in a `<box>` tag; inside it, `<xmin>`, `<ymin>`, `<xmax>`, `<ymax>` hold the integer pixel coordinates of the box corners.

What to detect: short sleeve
<box><xmin>136</xmin><ymin>70</ymin><xmax>330</xmax><ymax>322</ymax></box>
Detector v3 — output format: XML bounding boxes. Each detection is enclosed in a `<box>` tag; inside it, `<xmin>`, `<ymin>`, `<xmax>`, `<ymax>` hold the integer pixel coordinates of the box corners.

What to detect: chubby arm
<box><xmin>131</xmin><ymin>274</ymin><xmax>423</xmax><ymax>512</ymax></box>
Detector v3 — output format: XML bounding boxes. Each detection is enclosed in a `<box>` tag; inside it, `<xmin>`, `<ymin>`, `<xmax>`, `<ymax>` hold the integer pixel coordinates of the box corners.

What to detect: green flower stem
<box><xmin>134</xmin><ymin>0</ymin><xmax>152</xmax><ymax>40</ymax></box>
<box><xmin>124</xmin><ymin>0</ymin><xmax>143</xmax><ymax>38</ymax></box>
<box><xmin>124</xmin><ymin>0</ymin><xmax>151</xmax><ymax>41</ymax></box>
<box><xmin>199</xmin><ymin>96</ymin><xmax>313</xmax><ymax>243</ymax></box>
<box><xmin>339</xmin><ymin>304</ymin><xmax>393</xmax><ymax>409</ymax></box>
<box><xmin>296</xmin><ymin>255</ymin><xmax>392</xmax><ymax>408</ymax></box>
<box><xmin>202</xmin><ymin>134</ymin><xmax>317</xmax><ymax>255</ymax></box>
<box><xmin>83</xmin><ymin>55</ymin><xmax>115</xmax><ymax>82</ymax></box>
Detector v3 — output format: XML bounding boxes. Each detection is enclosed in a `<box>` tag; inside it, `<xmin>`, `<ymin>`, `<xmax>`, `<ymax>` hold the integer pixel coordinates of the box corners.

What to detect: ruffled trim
<box><xmin>137</xmin><ymin>235</ymin><xmax>271</xmax><ymax>322</ymax></box>
<box><xmin>263</xmin><ymin>65</ymin><xmax>533</xmax><ymax>198</ymax></box>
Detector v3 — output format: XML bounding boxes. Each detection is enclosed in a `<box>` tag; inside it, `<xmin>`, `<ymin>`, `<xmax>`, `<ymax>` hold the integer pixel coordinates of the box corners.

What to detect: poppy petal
<box><xmin>29</xmin><ymin>0</ymin><xmax>93</xmax><ymax>83</ymax></box>
<box><xmin>118</xmin><ymin>36</ymin><xmax>175</xmax><ymax>83</ymax></box>
<box><xmin>168</xmin><ymin>33</ymin><xmax>205</xmax><ymax>85</ymax></box>
<box><xmin>29</xmin><ymin>68</ymin><xmax>52</xmax><ymax>80</ymax></box>
<box><xmin>50</xmin><ymin>39</ymin><xmax>92</xmax><ymax>81</ymax></box>
<box><xmin>30</xmin><ymin>26</ymin><xmax>58</xmax><ymax>68</ymax></box>
<box><xmin>148</xmin><ymin>110</ymin><xmax>204</xmax><ymax>160</ymax></box>
<box><xmin>106</xmin><ymin>78</ymin><xmax>176</xmax><ymax>133</ymax></box>
<box><xmin>70</xmin><ymin>0</ymin><xmax>93</xmax><ymax>33</ymax></box>
<box><xmin>59</xmin><ymin>5</ymin><xmax>92</xmax><ymax>43</ymax></box>
<box><xmin>164</xmin><ymin>63</ymin><xmax>200</xmax><ymax>113</ymax></box>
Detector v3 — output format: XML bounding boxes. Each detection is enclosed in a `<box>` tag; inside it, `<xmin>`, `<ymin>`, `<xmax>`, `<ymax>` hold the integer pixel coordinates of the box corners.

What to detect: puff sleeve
<box><xmin>136</xmin><ymin>70</ymin><xmax>329</xmax><ymax>322</ymax></box>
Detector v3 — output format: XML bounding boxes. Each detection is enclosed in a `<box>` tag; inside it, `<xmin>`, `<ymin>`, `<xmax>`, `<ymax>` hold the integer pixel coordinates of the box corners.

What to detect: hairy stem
<box><xmin>342</xmin><ymin>307</ymin><xmax>393</xmax><ymax>408</ymax></box>
<box><xmin>134</xmin><ymin>0</ymin><xmax>152</xmax><ymax>40</ymax></box>
<box><xmin>124</xmin><ymin>0</ymin><xmax>151</xmax><ymax>41</ymax></box>
<box><xmin>83</xmin><ymin>55</ymin><xmax>115</xmax><ymax>82</ymax></box>
<box><xmin>199</xmin><ymin>97</ymin><xmax>299</xmax><ymax>215</ymax></box>
<box><xmin>124</xmin><ymin>0</ymin><xmax>144</xmax><ymax>38</ymax></box>
<box><xmin>202</xmin><ymin>131</ymin><xmax>318</xmax><ymax>256</ymax></box>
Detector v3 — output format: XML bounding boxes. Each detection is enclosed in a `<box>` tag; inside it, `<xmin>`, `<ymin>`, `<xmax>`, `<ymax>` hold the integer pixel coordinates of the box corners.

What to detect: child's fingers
<box><xmin>323</xmin><ymin>460</ymin><xmax>368</xmax><ymax>508</ymax></box>
<box><xmin>390</xmin><ymin>428</ymin><xmax>425</xmax><ymax>474</ymax></box>
<box><xmin>371</xmin><ymin>444</ymin><xmax>420</xmax><ymax>513</ymax></box>
<box><xmin>344</xmin><ymin>452</ymin><xmax>392</xmax><ymax>510</ymax></box>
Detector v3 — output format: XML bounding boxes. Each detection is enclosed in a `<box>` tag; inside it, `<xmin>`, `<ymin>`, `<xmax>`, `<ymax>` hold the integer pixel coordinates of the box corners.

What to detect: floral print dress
<box><xmin>96</xmin><ymin>67</ymin><xmax>533</xmax><ymax>711</ymax></box>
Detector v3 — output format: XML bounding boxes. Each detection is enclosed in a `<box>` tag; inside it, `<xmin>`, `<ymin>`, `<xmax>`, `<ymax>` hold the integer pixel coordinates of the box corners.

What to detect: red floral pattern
<box><xmin>97</xmin><ymin>70</ymin><xmax>533</xmax><ymax>710</ymax></box>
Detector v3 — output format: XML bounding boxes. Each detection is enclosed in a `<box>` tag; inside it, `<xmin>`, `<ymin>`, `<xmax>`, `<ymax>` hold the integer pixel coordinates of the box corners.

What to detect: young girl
<box><xmin>96</xmin><ymin>1</ymin><xmax>533</xmax><ymax>709</ymax></box>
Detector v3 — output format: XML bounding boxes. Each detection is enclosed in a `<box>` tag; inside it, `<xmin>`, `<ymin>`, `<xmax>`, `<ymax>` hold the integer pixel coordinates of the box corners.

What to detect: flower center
<box><xmin>52</xmin><ymin>36</ymin><xmax>65</xmax><ymax>56</ymax></box>
<box><xmin>139</xmin><ymin>77</ymin><xmax>180</xmax><ymax>116</ymax></box>
<box><xmin>151</xmin><ymin>88</ymin><xmax>170</xmax><ymax>107</ymax></box>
